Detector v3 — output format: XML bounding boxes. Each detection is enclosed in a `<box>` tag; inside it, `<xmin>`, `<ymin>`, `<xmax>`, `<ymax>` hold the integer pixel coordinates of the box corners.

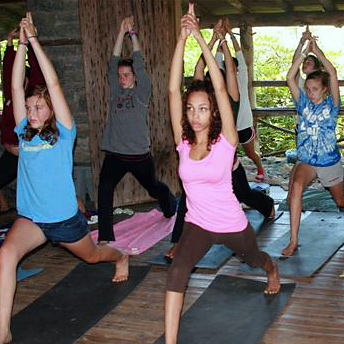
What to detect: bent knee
<box><xmin>0</xmin><ymin>244</ymin><xmax>21</xmax><ymax>269</ymax></box>
<box><xmin>83</xmin><ymin>250</ymin><xmax>102</xmax><ymax>264</ymax></box>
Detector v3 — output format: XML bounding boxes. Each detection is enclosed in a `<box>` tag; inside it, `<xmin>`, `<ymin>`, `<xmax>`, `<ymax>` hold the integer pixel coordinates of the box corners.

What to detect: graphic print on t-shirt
<box><xmin>116</xmin><ymin>95</ymin><xmax>134</xmax><ymax>111</ymax></box>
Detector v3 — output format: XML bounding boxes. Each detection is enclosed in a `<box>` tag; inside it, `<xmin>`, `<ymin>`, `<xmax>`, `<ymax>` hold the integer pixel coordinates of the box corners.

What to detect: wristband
<box><xmin>18</xmin><ymin>41</ymin><xmax>28</xmax><ymax>46</ymax></box>
<box><xmin>129</xmin><ymin>29</ymin><xmax>137</xmax><ymax>36</ymax></box>
<box><xmin>220</xmin><ymin>39</ymin><xmax>227</xmax><ymax>47</ymax></box>
<box><xmin>28</xmin><ymin>35</ymin><xmax>38</xmax><ymax>39</ymax></box>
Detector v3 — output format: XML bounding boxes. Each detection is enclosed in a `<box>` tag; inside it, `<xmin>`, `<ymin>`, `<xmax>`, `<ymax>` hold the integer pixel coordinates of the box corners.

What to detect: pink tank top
<box><xmin>177</xmin><ymin>134</ymin><xmax>248</xmax><ymax>233</ymax></box>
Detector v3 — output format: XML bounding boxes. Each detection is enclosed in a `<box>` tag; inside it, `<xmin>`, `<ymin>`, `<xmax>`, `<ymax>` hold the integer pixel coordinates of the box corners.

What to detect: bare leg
<box><xmin>0</xmin><ymin>191</ymin><xmax>9</xmax><ymax>212</ymax></box>
<box><xmin>165</xmin><ymin>291</ymin><xmax>184</xmax><ymax>344</ymax></box>
<box><xmin>328</xmin><ymin>181</ymin><xmax>344</xmax><ymax>207</ymax></box>
<box><xmin>282</xmin><ymin>164</ymin><xmax>316</xmax><ymax>256</ymax></box>
<box><xmin>286</xmin><ymin>162</ymin><xmax>300</xmax><ymax>206</ymax></box>
<box><xmin>60</xmin><ymin>233</ymin><xmax>129</xmax><ymax>282</ymax></box>
<box><xmin>0</xmin><ymin>219</ymin><xmax>47</xmax><ymax>344</ymax></box>
<box><xmin>261</xmin><ymin>253</ymin><xmax>280</xmax><ymax>294</ymax></box>
<box><xmin>242</xmin><ymin>140</ymin><xmax>264</xmax><ymax>176</ymax></box>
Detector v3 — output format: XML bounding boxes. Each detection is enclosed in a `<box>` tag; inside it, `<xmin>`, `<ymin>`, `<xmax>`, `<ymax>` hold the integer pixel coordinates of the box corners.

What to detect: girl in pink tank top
<box><xmin>164</xmin><ymin>4</ymin><xmax>280</xmax><ymax>344</ymax></box>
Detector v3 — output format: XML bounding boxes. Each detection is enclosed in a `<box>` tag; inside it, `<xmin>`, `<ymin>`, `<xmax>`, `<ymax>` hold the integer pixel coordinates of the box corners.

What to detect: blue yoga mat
<box><xmin>240</xmin><ymin>211</ymin><xmax>344</xmax><ymax>277</ymax></box>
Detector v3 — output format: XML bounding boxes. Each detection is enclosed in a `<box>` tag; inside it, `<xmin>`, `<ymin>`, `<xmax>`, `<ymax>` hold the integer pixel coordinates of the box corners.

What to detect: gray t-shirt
<box><xmin>101</xmin><ymin>51</ymin><xmax>152</xmax><ymax>154</ymax></box>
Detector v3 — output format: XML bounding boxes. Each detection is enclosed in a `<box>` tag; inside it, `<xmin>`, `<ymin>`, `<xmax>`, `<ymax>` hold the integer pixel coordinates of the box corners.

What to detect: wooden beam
<box><xmin>199</xmin><ymin>10</ymin><xmax>344</xmax><ymax>28</ymax></box>
<box><xmin>40</xmin><ymin>38</ymin><xmax>81</xmax><ymax>46</ymax></box>
<box><xmin>0</xmin><ymin>0</ymin><xmax>25</xmax><ymax>3</ymax></box>
<box><xmin>253</xmin><ymin>80</ymin><xmax>344</xmax><ymax>87</ymax></box>
<box><xmin>253</xmin><ymin>107</ymin><xmax>344</xmax><ymax>117</ymax></box>
<box><xmin>186</xmin><ymin>0</ymin><xmax>209</xmax><ymax>16</ymax></box>
<box><xmin>318</xmin><ymin>0</ymin><xmax>337</xmax><ymax>12</ymax></box>
<box><xmin>225</xmin><ymin>0</ymin><xmax>251</xmax><ymax>14</ymax></box>
<box><xmin>174</xmin><ymin>0</ymin><xmax>181</xmax><ymax>42</ymax></box>
<box><xmin>275</xmin><ymin>0</ymin><xmax>293</xmax><ymax>12</ymax></box>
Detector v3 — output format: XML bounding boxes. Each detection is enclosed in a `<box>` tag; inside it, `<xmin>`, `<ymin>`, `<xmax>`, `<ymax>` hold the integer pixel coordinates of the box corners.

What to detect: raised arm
<box><xmin>126</xmin><ymin>16</ymin><xmax>141</xmax><ymax>52</ymax></box>
<box><xmin>287</xmin><ymin>41</ymin><xmax>310</xmax><ymax>102</ymax></box>
<box><xmin>193</xmin><ymin>32</ymin><xmax>218</xmax><ymax>81</ymax></box>
<box><xmin>292</xmin><ymin>26</ymin><xmax>311</xmax><ymax>63</ymax></box>
<box><xmin>112</xmin><ymin>17</ymin><xmax>131</xmax><ymax>56</ymax></box>
<box><xmin>311</xmin><ymin>39</ymin><xmax>339</xmax><ymax>106</ymax></box>
<box><xmin>168</xmin><ymin>17</ymin><xmax>189</xmax><ymax>145</ymax></box>
<box><xmin>193</xmin><ymin>20</ymin><xmax>221</xmax><ymax>80</ymax></box>
<box><xmin>22</xmin><ymin>13</ymin><xmax>73</xmax><ymax>128</ymax></box>
<box><xmin>291</xmin><ymin>26</ymin><xmax>311</xmax><ymax>83</ymax></box>
<box><xmin>217</xmin><ymin>23</ymin><xmax>239</xmax><ymax>102</ymax></box>
<box><xmin>11</xmin><ymin>25</ymin><xmax>27</xmax><ymax>125</ymax></box>
<box><xmin>224</xmin><ymin>19</ymin><xmax>240</xmax><ymax>52</ymax></box>
<box><xmin>187</xmin><ymin>9</ymin><xmax>237</xmax><ymax>145</ymax></box>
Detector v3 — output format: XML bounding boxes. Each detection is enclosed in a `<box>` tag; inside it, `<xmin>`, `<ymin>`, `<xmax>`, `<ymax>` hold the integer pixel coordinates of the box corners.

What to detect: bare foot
<box><xmin>0</xmin><ymin>329</ymin><xmax>12</xmax><ymax>344</ymax></box>
<box><xmin>281</xmin><ymin>241</ymin><xmax>298</xmax><ymax>256</ymax></box>
<box><xmin>165</xmin><ymin>244</ymin><xmax>178</xmax><ymax>261</ymax></box>
<box><xmin>269</xmin><ymin>205</ymin><xmax>275</xmax><ymax>220</ymax></box>
<box><xmin>264</xmin><ymin>261</ymin><xmax>280</xmax><ymax>295</ymax></box>
<box><xmin>112</xmin><ymin>254</ymin><xmax>129</xmax><ymax>283</ymax></box>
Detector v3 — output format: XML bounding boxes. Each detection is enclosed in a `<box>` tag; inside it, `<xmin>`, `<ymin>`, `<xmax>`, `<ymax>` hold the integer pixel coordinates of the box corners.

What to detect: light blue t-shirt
<box><xmin>295</xmin><ymin>90</ymin><xmax>341</xmax><ymax>167</ymax></box>
<box><xmin>15</xmin><ymin>118</ymin><xmax>78</xmax><ymax>223</ymax></box>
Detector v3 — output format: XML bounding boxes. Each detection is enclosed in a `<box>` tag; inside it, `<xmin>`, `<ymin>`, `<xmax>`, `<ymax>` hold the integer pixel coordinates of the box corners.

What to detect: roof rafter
<box><xmin>318</xmin><ymin>0</ymin><xmax>337</xmax><ymax>12</ymax></box>
<box><xmin>225</xmin><ymin>0</ymin><xmax>251</xmax><ymax>14</ymax></box>
<box><xmin>275</xmin><ymin>0</ymin><xmax>293</xmax><ymax>12</ymax></box>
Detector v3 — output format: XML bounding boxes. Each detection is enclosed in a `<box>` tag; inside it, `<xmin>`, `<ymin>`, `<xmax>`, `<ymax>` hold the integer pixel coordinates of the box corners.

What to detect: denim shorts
<box><xmin>20</xmin><ymin>210</ymin><xmax>89</xmax><ymax>244</ymax></box>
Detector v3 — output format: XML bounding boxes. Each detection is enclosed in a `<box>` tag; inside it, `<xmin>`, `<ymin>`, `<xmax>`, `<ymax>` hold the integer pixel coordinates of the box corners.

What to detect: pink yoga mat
<box><xmin>91</xmin><ymin>209</ymin><xmax>176</xmax><ymax>254</ymax></box>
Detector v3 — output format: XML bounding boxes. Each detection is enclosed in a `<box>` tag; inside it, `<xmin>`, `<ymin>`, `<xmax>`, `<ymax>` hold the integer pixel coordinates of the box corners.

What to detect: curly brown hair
<box><xmin>182</xmin><ymin>79</ymin><xmax>221</xmax><ymax>150</ymax></box>
<box><xmin>23</xmin><ymin>84</ymin><xmax>59</xmax><ymax>145</ymax></box>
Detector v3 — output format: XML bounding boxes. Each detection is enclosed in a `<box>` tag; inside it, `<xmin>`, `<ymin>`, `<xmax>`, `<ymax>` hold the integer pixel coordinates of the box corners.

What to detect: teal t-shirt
<box><xmin>15</xmin><ymin>118</ymin><xmax>78</xmax><ymax>223</ymax></box>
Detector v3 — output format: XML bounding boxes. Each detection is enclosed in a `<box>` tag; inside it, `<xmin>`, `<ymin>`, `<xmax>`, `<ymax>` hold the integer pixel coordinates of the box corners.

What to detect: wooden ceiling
<box><xmin>181</xmin><ymin>0</ymin><xmax>344</xmax><ymax>27</ymax></box>
<box><xmin>1</xmin><ymin>0</ymin><xmax>344</xmax><ymax>42</ymax></box>
<box><xmin>0</xmin><ymin>0</ymin><xmax>26</xmax><ymax>41</ymax></box>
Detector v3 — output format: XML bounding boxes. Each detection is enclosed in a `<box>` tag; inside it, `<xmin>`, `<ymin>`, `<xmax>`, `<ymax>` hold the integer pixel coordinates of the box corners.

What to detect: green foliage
<box><xmin>0</xmin><ymin>40</ymin><xmax>7</xmax><ymax>110</ymax></box>
<box><xmin>257</xmin><ymin>115</ymin><xmax>296</xmax><ymax>155</ymax></box>
<box><xmin>184</xmin><ymin>30</ymin><xmax>214</xmax><ymax>77</ymax></box>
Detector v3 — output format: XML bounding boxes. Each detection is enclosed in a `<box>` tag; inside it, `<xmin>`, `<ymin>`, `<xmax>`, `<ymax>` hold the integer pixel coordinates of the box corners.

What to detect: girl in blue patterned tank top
<box><xmin>283</xmin><ymin>35</ymin><xmax>344</xmax><ymax>257</ymax></box>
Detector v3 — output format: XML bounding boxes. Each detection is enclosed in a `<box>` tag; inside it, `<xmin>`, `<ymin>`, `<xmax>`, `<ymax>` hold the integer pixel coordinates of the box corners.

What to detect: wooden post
<box><xmin>239</xmin><ymin>24</ymin><xmax>261</xmax><ymax>154</ymax></box>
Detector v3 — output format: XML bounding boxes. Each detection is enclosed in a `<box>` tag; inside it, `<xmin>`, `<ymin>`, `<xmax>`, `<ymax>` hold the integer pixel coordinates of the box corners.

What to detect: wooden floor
<box><xmin>6</xmin><ymin>186</ymin><xmax>344</xmax><ymax>343</ymax></box>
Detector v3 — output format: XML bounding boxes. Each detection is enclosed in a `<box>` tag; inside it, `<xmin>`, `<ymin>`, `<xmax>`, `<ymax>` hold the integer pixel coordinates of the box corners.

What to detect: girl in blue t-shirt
<box><xmin>0</xmin><ymin>13</ymin><xmax>129</xmax><ymax>344</ymax></box>
<box><xmin>284</xmin><ymin>35</ymin><xmax>344</xmax><ymax>256</ymax></box>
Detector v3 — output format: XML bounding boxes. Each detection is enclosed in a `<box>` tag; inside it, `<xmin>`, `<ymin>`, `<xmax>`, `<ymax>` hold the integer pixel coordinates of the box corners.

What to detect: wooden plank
<box><xmin>6</xmin><ymin>205</ymin><xmax>344</xmax><ymax>343</ymax></box>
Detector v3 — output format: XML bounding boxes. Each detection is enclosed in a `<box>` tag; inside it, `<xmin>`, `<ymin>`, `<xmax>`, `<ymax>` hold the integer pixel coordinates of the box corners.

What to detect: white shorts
<box><xmin>314</xmin><ymin>161</ymin><xmax>344</xmax><ymax>187</ymax></box>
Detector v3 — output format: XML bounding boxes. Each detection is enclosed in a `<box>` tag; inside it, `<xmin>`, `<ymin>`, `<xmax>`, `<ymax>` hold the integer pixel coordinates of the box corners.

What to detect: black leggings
<box><xmin>0</xmin><ymin>150</ymin><xmax>18</xmax><ymax>189</ymax></box>
<box><xmin>97</xmin><ymin>153</ymin><xmax>176</xmax><ymax>241</ymax></box>
<box><xmin>167</xmin><ymin>222</ymin><xmax>270</xmax><ymax>292</ymax></box>
<box><xmin>171</xmin><ymin>162</ymin><xmax>274</xmax><ymax>244</ymax></box>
